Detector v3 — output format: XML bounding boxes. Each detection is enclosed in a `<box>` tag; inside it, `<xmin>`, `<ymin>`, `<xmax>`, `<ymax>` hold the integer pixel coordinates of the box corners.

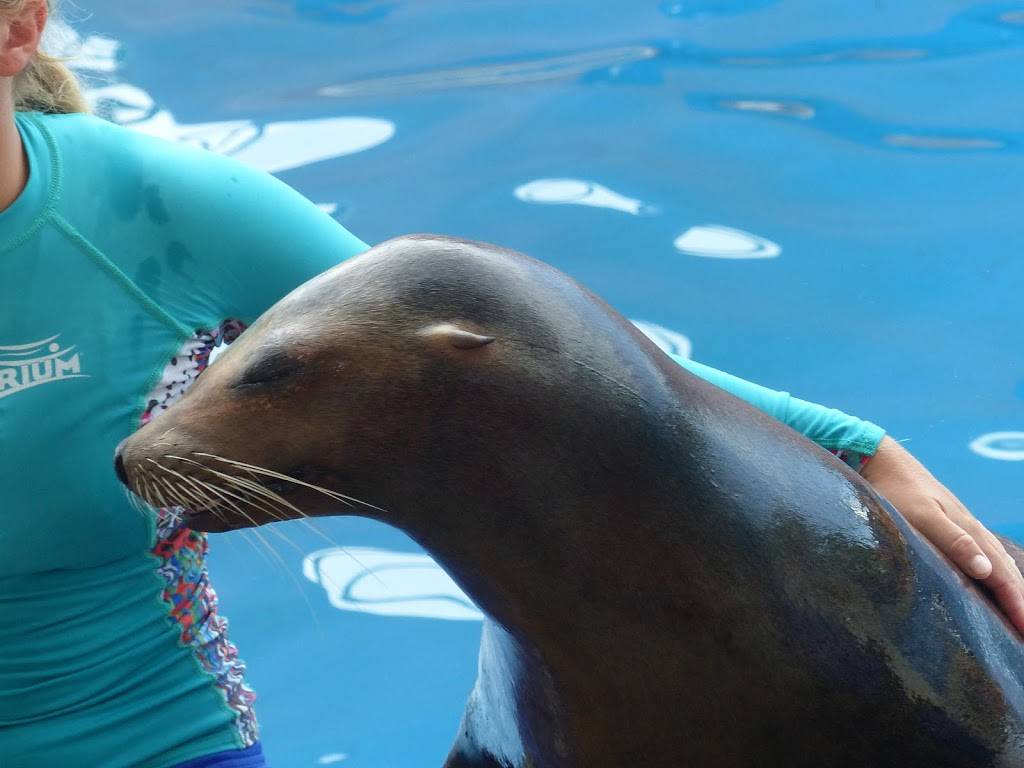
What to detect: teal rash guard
<box><xmin>0</xmin><ymin>111</ymin><xmax>885</xmax><ymax>768</ymax></box>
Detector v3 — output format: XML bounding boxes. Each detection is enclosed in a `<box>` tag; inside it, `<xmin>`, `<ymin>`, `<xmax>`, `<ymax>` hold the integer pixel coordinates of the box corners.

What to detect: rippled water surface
<box><xmin>68</xmin><ymin>2</ymin><xmax>1023</xmax><ymax>765</ymax></box>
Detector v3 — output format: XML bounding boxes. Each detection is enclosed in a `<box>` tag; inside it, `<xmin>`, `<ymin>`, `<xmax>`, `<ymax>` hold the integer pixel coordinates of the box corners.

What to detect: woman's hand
<box><xmin>861</xmin><ymin>436</ymin><xmax>1024</xmax><ymax>635</ymax></box>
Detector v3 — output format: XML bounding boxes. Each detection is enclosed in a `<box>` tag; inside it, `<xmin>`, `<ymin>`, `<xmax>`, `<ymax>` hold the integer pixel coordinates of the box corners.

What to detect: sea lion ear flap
<box><xmin>418</xmin><ymin>323</ymin><xmax>496</xmax><ymax>350</ymax></box>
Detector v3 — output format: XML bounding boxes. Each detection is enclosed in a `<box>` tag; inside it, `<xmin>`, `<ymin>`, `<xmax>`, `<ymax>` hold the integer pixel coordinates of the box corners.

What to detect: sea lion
<box><xmin>115</xmin><ymin>235</ymin><xmax>1024</xmax><ymax>767</ymax></box>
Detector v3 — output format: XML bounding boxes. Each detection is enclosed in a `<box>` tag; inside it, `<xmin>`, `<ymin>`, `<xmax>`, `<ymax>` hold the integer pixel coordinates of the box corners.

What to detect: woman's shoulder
<box><xmin>24</xmin><ymin>110</ymin><xmax>368</xmax><ymax>325</ymax></box>
<box><xmin>29</xmin><ymin>110</ymin><xmax>257</xmax><ymax>189</ymax></box>
<box><xmin>26</xmin><ymin>110</ymin><xmax>311</xmax><ymax>244</ymax></box>
<box><xmin>28</xmin><ymin>110</ymin><xmax>171</xmax><ymax>162</ymax></box>
<box><xmin>27</xmin><ymin>109</ymin><xmax>123</xmax><ymax>138</ymax></box>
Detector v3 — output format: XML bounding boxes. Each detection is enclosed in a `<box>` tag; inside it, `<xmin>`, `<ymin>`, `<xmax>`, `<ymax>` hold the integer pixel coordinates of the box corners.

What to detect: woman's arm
<box><xmin>668</xmin><ymin>354</ymin><xmax>884</xmax><ymax>469</ymax></box>
<box><xmin>862</xmin><ymin>436</ymin><xmax>1024</xmax><ymax>634</ymax></box>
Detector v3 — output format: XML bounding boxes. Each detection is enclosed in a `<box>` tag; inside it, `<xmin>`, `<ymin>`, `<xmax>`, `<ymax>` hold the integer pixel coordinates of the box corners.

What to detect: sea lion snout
<box><xmin>113</xmin><ymin>234</ymin><xmax>644</xmax><ymax>532</ymax></box>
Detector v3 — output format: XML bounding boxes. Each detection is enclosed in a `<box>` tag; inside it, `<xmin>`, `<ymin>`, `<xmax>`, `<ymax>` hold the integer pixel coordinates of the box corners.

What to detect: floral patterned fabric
<box><xmin>142</xmin><ymin>319</ymin><xmax>246</xmax><ymax>425</ymax></box>
<box><xmin>144</xmin><ymin>320</ymin><xmax>258</xmax><ymax>748</ymax></box>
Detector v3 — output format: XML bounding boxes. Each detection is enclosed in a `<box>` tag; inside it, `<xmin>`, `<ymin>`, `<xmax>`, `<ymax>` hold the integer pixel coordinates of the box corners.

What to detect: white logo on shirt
<box><xmin>0</xmin><ymin>336</ymin><xmax>88</xmax><ymax>399</ymax></box>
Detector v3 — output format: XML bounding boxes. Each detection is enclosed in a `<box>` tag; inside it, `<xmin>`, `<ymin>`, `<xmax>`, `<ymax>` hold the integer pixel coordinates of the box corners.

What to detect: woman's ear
<box><xmin>0</xmin><ymin>0</ymin><xmax>47</xmax><ymax>78</ymax></box>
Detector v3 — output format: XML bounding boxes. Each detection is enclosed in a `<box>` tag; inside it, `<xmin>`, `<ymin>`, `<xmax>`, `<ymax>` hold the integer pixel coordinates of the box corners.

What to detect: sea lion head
<box><xmin>115</xmin><ymin>234</ymin><xmax>664</xmax><ymax>534</ymax></box>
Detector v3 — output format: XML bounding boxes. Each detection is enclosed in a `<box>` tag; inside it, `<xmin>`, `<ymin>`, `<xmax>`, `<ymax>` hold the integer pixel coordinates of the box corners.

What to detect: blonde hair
<box><xmin>2</xmin><ymin>0</ymin><xmax>88</xmax><ymax>114</ymax></box>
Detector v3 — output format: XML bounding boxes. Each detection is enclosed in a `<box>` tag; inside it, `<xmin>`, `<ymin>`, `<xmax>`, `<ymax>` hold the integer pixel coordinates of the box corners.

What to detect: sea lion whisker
<box><xmin>174</xmin><ymin>475</ymin><xmax>251</xmax><ymax>528</ymax></box>
<box><xmin>135</xmin><ymin>492</ymin><xmax>158</xmax><ymax>517</ymax></box>
<box><xmin>209</xmin><ymin>473</ymin><xmax>389</xmax><ymax>588</ymax></box>
<box><xmin>209</xmin><ymin>470</ymin><xmax>308</xmax><ymax>517</ymax></box>
<box><xmin>137</xmin><ymin>474</ymin><xmax>158</xmax><ymax>510</ymax></box>
<box><xmin>162</xmin><ymin>469</ymin><xmax>218</xmax><ymax>509</ymax></box>
<box><xmin>178</xmin><ymin>465</ymin><xmax>350</xmax><ymax>555</ymax></box>
<box><xmin>190</xmin><ymin>454</ymin><xmax>355</xmax><ymax>503</ymax></box>
<box><xmin>297</xmin><ymin>516</ymin><xmax>362</xmax><ymax>556</ymax></box>
<box><xmin>136</xmin><ymin>486</ymin><xmax>158</xmax><ymax>514</ymax></box>
<box><xmin>235</xmin><ymin>527</ymin><xmax>293</xmax><ymax>576</ymax></box>
<box><xmin>223</xmin><ymin>507</ymin><xmax>325</xmax><ymax>636</ymax></box>
<box><xmin>123</xmin><ymin>487</ymin><xmax>150</xmax><ymax>518</ymax></box>
<box><xmin>161</xmin><ymin>475</ymin><xmax>213</xmax><ymax>518</ymax></box>
<box><xmin>193</xmin><ymin>466</ymin><xmax>393</xmax><ymax>585</ymax></box>
<box><xmin>194</xmin><ymin>453</ymin><xmax>385</xmax><ymax>514</ymax></box>
<box><xmin>228</xmin><ymin>465</ymin><xmax>361</xmax><ymax>511</ymax></box>
<box><xmin>186</xmin><ymin>463</ymin><xmax>389</xmax><ymax>588</ymax></box>
<box><xmin>143</xmin><ymin>473</ymin><xmax>175</xmax><ymax>515</ymax></box>
<box><xmin>147</xmin><ymin>464</ymin><xmax>230</xmax><ymax>525</ymax></box>
<box><xmin>152</xmin><ymin>460</ymin><xmax>235</xmax><ymax>516</ymax></box>
<box><xmin>234</xmin><ymin>506</ymin><xmax>319</xmax><ymax>573</ymax></box>
<box><xmin>161</xmin><ymin>455</ymin><xmax>314</xmax><ymax>518</ymax></box>
<box><xmin>213</xmin><ymin>471</ymin><xmax>328</xmax><ymax>527</ymax></box>
<box><xmin>151</xmin><ymin>459</ymin><xmax>342</xmax><ymax>581</ymax></box>
<box><xmin>226</xmin><ymin>470</ymin><xmax>333</xmax><ymax>522</ymax></box>
<box><xmin>146</xmin><ymin>459</ymin><xmax>218</xmax><ymax>514</ymax></box>
<box><xmin>153</xmin><ymin>475</ymin><xmax>187</xmax><ymax>511</ymax></box>
<box><xmin>227</xmin><ymin>519</ymin><xmax>311</xmax><ymax>607</ymax></box>
<box><xmin>217</xmin><ymin>482</ymin><xmax>291</xmax><ymax>524</ymax></box>
<box><xmin>135</xmin><ymin>459</ymin><xmax>194</xmax><ymax>523</ymax></box>
<box><xmin>137</xmin><ymin>471</ymin><xmax>156</xmax><ymax>506</ymax></box>
<box><xmin>123</xmin><ymin>484</ymin><xmax>146</xmax><ymax>514</ymax></box>
<box><xmin>222</xmin><ymin>479</ymin><xmax>389</xmax><ymax>590</ymax></box>
<box><xmin>124</xmin><ymin>492</ymin><xmax>139</xmax><ymax>516</ymax></box>
<box><xmin>174</xmin><ymin>472</ymin><xmax>235</xmax><ymax>518</ymax></box>
<box><xmin>191</xmin><ymin>473</ymin><xmax>294</xmax><ymax>530</ymax></box>
<box><xmin>224</xmin><ymin>476</ymin><xmax>389</xmax><ymax>585</ymax></box>
<box><xmin>192</xmin><ymin>460</ymin><xmax>395</xmax><ymax>587</ymax></box>
<box><xmin>192</xmin><ymin>467</ymin><xmax>317</xmax><ymax>532</ymax></box>
<box><xmin>146</xmin><ymin>473</ymin><xmax>171</xmax><ymax>508</ymax></box>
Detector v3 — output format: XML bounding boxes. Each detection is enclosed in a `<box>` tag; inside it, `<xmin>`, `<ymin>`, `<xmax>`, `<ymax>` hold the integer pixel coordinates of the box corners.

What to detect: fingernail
<box><xmin>969</xmin><ymin>554</ymin><xmax>993</xmax><ymax>578</ymax></box>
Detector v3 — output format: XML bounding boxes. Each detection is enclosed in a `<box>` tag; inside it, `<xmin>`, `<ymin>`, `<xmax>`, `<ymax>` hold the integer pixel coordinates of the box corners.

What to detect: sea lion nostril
<box><xmin>113</xmin><ymin>444</ymin><xmax>129</xmax><ymax>486</ymax></box>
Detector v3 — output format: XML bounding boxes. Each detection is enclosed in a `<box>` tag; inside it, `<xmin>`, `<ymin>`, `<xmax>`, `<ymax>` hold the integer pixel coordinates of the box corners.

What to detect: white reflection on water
<box><xmin>317</xmin><ymin>753</ymin><xmax>349</xmax><ymax>765</ymax></box>
<box><xmin>85</xmin><ymin>83</ymin><xmax>153</xmax><ymax>123</ymax></box>
<box><xmin>705</xmin><ymin>92</ymin><xmax>1007</xmax><ymax>154</ymax></box>
<box><xmin>674</xmin><ymin>224</ymin><xmax>781</xmax><ymax>259</ymax></box>
<box><xmin>68</xmin><ymin>28</ymin><xmax>394</xmax><ymax>174</ymax></box>
<box><xmin>719</xmin><ymin>99</ymin><xmax>815</xmax><ymax>119</ymax></box>
<box><xmin>719</xmin><ymin>48</ymin><xmax>926</xmax><ymax>67</ymax></box>
<box><xmin>884</xmin><ymin>134</ymin><xmax>1005</xmax><ymax>151</ymax></box>
<box><xmin>969</xmin><ymin>433</ymin><xmax>1024</xmax><ymax>461</ymax></box>
<box><xmin>302</xmin><ymin>546</ymin><xmax>484</xmax><ymax>621</ymax></box>
<box><xmin>515</xmin><ymin>179</ymin><xmax>658</xmax><ymax>216</ymax></box>
<box><xmin>86</xmin><ymin>83</ymin><xmax>395</xmax><ymax>174</ymax></box>
<box><xmin>319</xmin><ymin>45</ymin><xmax>658</xmax><ymax>97</ymax></box>
<box><xmin>221</xmin><ymin>117</ymin><xmax>394</xmax><ymax>174</ymax></box>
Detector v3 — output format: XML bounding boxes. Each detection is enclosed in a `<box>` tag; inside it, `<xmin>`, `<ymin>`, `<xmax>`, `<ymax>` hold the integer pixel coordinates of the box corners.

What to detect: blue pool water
<box><xmin>64</xmin><ymin>2</ymin><xmax>1022</xmax><ymax>765</ymax></box>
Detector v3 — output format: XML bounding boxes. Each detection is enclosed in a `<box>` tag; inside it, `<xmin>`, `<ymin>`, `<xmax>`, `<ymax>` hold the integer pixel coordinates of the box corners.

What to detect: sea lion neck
<box><xmin>357</xmin><ymin>356</ymin><xmax>716</xmax><ymax>652</ymax></box>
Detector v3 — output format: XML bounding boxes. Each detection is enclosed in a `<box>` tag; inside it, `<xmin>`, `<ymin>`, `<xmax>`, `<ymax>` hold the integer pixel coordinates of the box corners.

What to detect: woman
<box><xmin>1</xmin><ymin>2</ymin><xmax>1020</xmax><ymax>767</ymax></box>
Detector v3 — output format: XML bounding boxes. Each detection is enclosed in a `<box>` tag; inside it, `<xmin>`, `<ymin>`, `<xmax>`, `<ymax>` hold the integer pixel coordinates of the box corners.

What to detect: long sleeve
<box><xmin>669</xmin><ymin>353</ymin><xmax>886</xmax><ymax>470</ymax></box>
